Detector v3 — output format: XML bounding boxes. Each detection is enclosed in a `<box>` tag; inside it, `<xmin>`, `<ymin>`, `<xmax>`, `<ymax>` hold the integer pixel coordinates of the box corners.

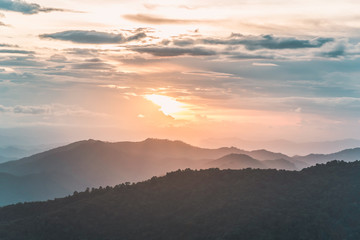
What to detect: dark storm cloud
<box><xmin>202</xmin><ymin>34</ymin><xmax>334</xmax><ymax>50</ymax></box>
<box><xmin>0</xmin><ymin>0</ymin><xmax>65</xmax><ymax>14</ymax></box>
<box><xmin>123</xmin><ymin>14</ymin><xmax>210</xmax><ymax>24</ymax></box>
<box><xmin>40</xmin><ymin>30</ymin><xmax>147</xmax><ymax>44</ymax></box>
<box><xmin>131</xmin><ymin>46</ymin><xmax>217</xmax><ymax>57</ymax></box>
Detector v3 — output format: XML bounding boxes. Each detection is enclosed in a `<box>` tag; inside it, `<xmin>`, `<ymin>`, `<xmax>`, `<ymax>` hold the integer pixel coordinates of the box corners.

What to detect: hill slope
<box><xmin>295</xmin><ymin>147</ymin><xmax>360</xmax><ymax>164</ymax></box>
<box><xmin>208</xmin><ymin>154</ymin><xmax>297</xmax><ymax>170</ymax></box>
<box><xmin>208</xmin><ymin>153</ymin><xmax>267</xmax><ymax>169</ymax></box>
<box><xmin>0</xmin><ymin>139</ymin><xmax>299</xmax><ymax>206</ymax></box>
<box><xmin>0</xmin><ymin>161</ymin><xmax>359</xmax><ymax>240</ymax></box>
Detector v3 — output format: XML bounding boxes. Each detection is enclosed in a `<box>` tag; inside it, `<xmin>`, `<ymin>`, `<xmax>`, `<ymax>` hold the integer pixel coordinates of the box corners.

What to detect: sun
<box><xmin>145</xmin><ymin>94</ymin><xmax>186</xmax><ymax>116</ymax></box>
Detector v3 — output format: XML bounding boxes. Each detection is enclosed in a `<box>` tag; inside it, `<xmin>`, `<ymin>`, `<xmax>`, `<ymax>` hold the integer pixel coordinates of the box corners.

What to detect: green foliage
<box><xmin>0</xmin><ymin>160</ymin><xmax>360</xmax><ymax>240</ymax></box>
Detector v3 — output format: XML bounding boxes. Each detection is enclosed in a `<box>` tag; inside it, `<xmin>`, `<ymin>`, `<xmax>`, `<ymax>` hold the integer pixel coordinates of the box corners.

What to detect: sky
<box><xmin>1</xmin><ymin>0</ymin><xmax>360</xmax><ymax>147</ymax></box>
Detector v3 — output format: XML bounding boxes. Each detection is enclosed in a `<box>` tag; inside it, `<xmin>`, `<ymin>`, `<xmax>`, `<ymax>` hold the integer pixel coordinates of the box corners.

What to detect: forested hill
<box><xmin>1</xmin><ymin>161</ymin><xmax>360</xmax><ymax>240</ymax></box>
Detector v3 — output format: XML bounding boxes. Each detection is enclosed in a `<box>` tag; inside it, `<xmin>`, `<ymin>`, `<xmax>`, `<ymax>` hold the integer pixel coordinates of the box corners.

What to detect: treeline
<box><xmin>1</xmin><ymin>161</ymin><xmax>360</xmax><ymax>240</ymax></box>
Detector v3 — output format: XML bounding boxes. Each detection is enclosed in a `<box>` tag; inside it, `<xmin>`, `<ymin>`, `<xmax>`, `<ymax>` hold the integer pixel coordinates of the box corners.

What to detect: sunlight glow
<box><xmin>145</xmin><ymin>94</ymin><xmax>186</xmax><ymax>116</ymax></box>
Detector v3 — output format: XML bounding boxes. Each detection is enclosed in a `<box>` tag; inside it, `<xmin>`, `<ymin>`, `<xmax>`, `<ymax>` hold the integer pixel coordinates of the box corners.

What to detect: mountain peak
<box><xmin>219</xmin><ymin>153</ymin><xmax>256</xmax><ymax>161</ymax></box>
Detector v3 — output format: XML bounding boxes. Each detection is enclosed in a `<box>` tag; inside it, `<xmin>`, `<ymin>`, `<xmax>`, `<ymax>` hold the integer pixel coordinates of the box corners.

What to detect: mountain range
<box><xmin>1</xmin><ymin>161</ymin><xmax>359</xmax><ymax>240</ymax></box>
<box><xmin>0</xmin><ymin>138</ymin><xmax>359</xmax><ymax>206</ymax></box>
<box><xmin>201</xmin><ymin>137</ymin><xmax>360</xmax><ymax>156</ymax></box>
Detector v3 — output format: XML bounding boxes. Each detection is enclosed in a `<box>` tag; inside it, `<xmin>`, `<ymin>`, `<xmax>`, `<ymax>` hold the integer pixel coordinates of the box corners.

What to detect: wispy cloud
<box><xmin>0</xmin><ymin>104</ymin><xmax>51</xmax><ymax>114</ymax></box>
<box><xmin>40</xmin><ymin>30</ymin><xmax>147</xmax><ymax>44</ymax></box>
<box><xmin>0</xmin><ymin>43</ymin><xmax>18</xmax><ymax>47</ymax></box>
<box><xmin>319</xmin><ymin>44</ymin><xmax>346</xmax><ymax>58</ymax></box>
<box><xmin>202</xmin><ymin>34</ymin><xmax>334</xmax><ymax>50</ymax></box>
<box><xmin>123</xmin><ymin>14</ymin><xmax>213</xmax><ymax>25</ymax></box>
<box><xmin>228</xmin><ymin>53</ymin><xmax>275</xmax><ymax>60</ymax></box>
<box><xmin>0</xmin><ymin>104</ymin><xmax>104</xmax><ymax>117</ymax></box>
<box><xmin>71</xmin><ymin>58</ymin><xmax>113</xmax><ymax>70</ymax></box>
<box><xmin>252</xmin><ymin>62</ymin><xmax>279</xmax><ymax>66</ymax></box>
<box><xmin>0</xmin><ymin>49</ymin><xmax>34</xmax><ymax>54</ymax></box>
<box><xmin>131</xmin><ymin>46</ymin><xmax>217</xmax><ymax>57</ymax></box>
<box><xmin>0</xmin><ymin>56</ymin><xmax>43</xmax><ymax>66</ymax></box>
<box><xmin>0</xmin><ymin>0</ymin><xmax>66</xmax><ymax>15</ymax></box>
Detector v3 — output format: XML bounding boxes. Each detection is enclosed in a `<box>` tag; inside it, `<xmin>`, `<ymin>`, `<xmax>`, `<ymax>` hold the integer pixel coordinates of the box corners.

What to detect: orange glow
<box><xmin>145</xmin><ymin>94</ymin><xmax>186</xmax><ymax>116</ymax></box>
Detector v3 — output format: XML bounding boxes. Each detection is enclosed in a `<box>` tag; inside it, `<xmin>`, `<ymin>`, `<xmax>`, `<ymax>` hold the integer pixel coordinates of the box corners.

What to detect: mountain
<box><xmin>0</xmin><ymin>161</ymin><xmax>359</xmax><ymax>240</ymax></box>
<box><xmin>0</xmin><ymin>155</ymin><xmax>12</xmax><ymax>164</ymax></box>
<box><xmin>0</xmin><ymin>139</ymin><xmax>299</xmax><ymax>206</ymax></box>
<box><xmin>208</xmin><ymin>154</ymin><xmax>297</xmax><ymax>170</ymax></box>
<box><xmin>0</xmin><ymin>145</ymin><xmax>53</xmax><ymax>164</ymax></box>
<box><xmin>0</xmin><ymin>138</ymin><xmax>244</xmax><ymax>181</ymax></box>
<box><xmin>201</xmin><ymin>137</ymin><xmax>360</xmax><ymax>156</ymax></box>
<box><xmin>0</xmin><ymin>146</ymin><xmax>29</xmax><ymax>164</ymax></box>
<box><xmin>244</xmin><ymin>149</ymin><xmax>290</xmax><ymax>161</ymax></box>
<box><xmin>208</xmin><ymin>153</ymin><xmax>267</xmax><ymax>169</ymax></box>
<box><xmin>245</xmin><ymin>149</ymin><xmax>308</xmax><ymax>169</ymax></box>
<box><xmin>113</xmin><ymin>138</ymin><xmax>294</xmax><ymax>162</ymax></box>
<box><xmin>262</xmin><ymin>158</ymin><xmax>297</xmax><ymax>170</ymax></box>
<box><xmin>294</xmin><ymin>147</ymin><xmax>360</xmax><ymax>164</ymax></box>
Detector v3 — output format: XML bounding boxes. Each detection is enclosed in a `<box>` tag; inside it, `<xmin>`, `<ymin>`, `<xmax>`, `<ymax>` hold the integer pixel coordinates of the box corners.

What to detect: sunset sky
<box><xmin>1</xmin><ymin>0</ymin><xmax>360</xmax><ymax>146</ymax></box>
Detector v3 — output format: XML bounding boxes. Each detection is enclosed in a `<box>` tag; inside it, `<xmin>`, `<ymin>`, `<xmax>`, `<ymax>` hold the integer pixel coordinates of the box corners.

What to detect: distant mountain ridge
<box><xmin>201</xmin><ymin>138</ymin><xmax>360</xmax><ymax>155</ymax></box>
<box><xmin>209</xmin><ymin>153</ymin><xmax>267</xmax><ymax>169</ymax></box>
<box><xmin>0</xmin><ymin>138</ymin><xmax>359</xmax><ymax>206</ymax></box>
<box><xmin>294</xmin><ymin>147</ymin><xmax>360</xmax><ymax>163</ymax></box>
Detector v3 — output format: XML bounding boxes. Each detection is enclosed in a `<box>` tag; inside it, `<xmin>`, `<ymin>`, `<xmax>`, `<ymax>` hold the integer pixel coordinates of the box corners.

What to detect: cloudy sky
<box><xmin>1</xmin><ymin>0</ymin><xmax>360</xmax><ymax>146</ymax></box>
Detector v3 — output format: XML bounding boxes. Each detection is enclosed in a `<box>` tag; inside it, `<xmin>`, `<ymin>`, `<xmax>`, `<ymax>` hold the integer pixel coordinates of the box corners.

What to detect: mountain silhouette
<box><xmin>0</xmin><ymin>138</ymin><xmax>359</xmax><ymax>206</ymax></box>
<box><xmin>294</xmin><ymin>147</ymin><xmax>360</xmax><ymax>164</ymax></box>
<box><xmin>208</xmin><ymin>153</ymin><xmax>267</xmax><ymax>169</ymax></box>
<box><xmin>0</xmin><ymin>161</ymin><xmax>359</xmax><ymax>240</ymax></box>
<box><xmin>208</xmin><ymin>154</ymin><xmax>297</xmax><ymax>170</ymax></box>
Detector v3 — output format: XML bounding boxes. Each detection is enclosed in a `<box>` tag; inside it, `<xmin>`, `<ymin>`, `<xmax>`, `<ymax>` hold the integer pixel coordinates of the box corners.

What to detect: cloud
<box><xmin>229</xmin><ymin>53</ymin><xmax>275</xmax><ymax>60</ymax></box>
<box><xmin>0</xmin><ymin>0</ymin><xmax>65</xmax><ymax>15</ymax></box>
<box><xmin>319</xmin><ymin>44</ymin><xmax>346</xmax><ymax>58</ymax></box>
<box><xmin>172</xmin><ymin>39</ymin><xmax>196</xmax><ymax>46</ymax></box>
<box><xmin>0</xmin><ymin>104</ymin><xmax>51</xmax><ymax>114</ymax></box>
<box><xmin>160</xmin><ymin>34</ymin><xmax>334</xmax><ymax>60</ymax></box>
<box><xmin>123</xmin><ymin>14</ymin><xmax>211</xmax><ymax>25</ymax></box>
<box><xmin>202</xmin><ymin>34</ymin><xmax>334</xmax><ymax>50</ymax></box>
<box><xmin>252</xmin><ymin>62</ymin><xmax>279</xmax><ymax>66</ymax></box>
<box><xmin>65</xmin><ymin>48</ymin><xmax>99</xmax><ymax>56</ymax></box>
<box><xmin>0</xmin><ymin>43</ymin><xmax>18</xmax><ymax>47</ymax></box>
<box><xmin>0</xmin><ymin>56</ymin><xmax>44</xmax><ymax>66</ymax></box>
<box><xmin>130</xmin><ymin>46</ymin><xmax>217</xmax><ymax>57</ymax></box>
<box><xmin>0</xmin><ymin>104</ymin><xmax>104</xmax><ymax>117</ymax></box>
<box><xmin>0</xmin><ymin>49</ymin><xmax>34</xmax><ymax>54</ymax></box>
<box><xmin>40</xmin><ymin>30</ymin><xmax>147</xmax><ymax>44</ymax></box>
<box><xmin>71</xmin><ymin>60</ymin><xmax>112</xmax><ymax>70</ymax></box>
<box><xmin>48</xmin><ymin>54</ymin><xmax>67</xmax><ymax>63</ymax></box>
<box><xmin>0</xmin><ymin>72</ymin><xmax>37</xmax><ymax>83</ymax></box>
